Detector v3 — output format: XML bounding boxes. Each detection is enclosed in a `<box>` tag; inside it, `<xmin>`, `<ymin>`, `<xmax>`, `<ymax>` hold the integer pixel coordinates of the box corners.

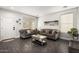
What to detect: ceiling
<box><xmin>0</xmin><ymin>6</ymin><xmax>77</xmax><ymax>17</ymax></box>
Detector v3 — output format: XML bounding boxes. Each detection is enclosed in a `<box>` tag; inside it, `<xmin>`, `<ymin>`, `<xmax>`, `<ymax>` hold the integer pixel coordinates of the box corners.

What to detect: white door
<box><xmin>1</xmin><ymin>16</ymin><xmax>23</xmax><ymax>40</ymax></box>
<box><xmin>1</xmin><ymin>16</ymin><xmax>14</xmax><ymax>40</ymax></box>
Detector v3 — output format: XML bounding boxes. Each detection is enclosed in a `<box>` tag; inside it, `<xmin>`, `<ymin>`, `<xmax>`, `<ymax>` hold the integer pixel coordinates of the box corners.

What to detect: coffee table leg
<box><xmin>41</xmin><ymin>43</ymin><xmax>44</xmax><ymax>46</ymax></box>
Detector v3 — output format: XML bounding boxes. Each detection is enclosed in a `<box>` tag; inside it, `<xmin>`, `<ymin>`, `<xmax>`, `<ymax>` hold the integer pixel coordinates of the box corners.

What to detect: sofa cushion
<box><xmin>49</xmin><ymin>30</ymin><xmax>52</xmax><ymax>34</ymax></box>
<box><xmin>42</xmin><ymin>30</ymin><xmax>45</xmax><ymax>33</ymax></box>
<box><xmin>27</xmin><ymin>30</ymin><xmax>31</xmax><ymax>33</ymax></box>
<box><xmin>19</xmin><ymin>29</ymin><xmax>27</xmax><ymax>33</ymax></box>
<box><xmin>46</xmin><ymin>30</ymin><xmax>49</xmax><ymax>34</ymax></box>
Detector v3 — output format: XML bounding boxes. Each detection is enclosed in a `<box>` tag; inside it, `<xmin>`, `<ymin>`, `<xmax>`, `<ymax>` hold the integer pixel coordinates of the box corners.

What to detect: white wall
<box><xmin>0</xmin><ymin>18</ymin><xmax>1</xmax><ymax>39</ymax></box>
<box><xmin>38</xmin><ymin>13</ymin><xmax>60</xmax><ymax>30</ymax></box>
<box><xmin>0</xmin><ymin>8</ymin><xmax>37</xmax><ymax>40</ymax></box>
<box><xmin>77</xmin><ymin>8</ymin><xmax>79</xmax><ymax>33</ymax></box>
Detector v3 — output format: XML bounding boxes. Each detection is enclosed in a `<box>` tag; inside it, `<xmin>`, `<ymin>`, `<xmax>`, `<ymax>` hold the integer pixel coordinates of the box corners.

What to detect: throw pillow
<box><xmin>27</xmin><ymin>30</ymin><xmax>30</xmax><ymax>33</ymax></box>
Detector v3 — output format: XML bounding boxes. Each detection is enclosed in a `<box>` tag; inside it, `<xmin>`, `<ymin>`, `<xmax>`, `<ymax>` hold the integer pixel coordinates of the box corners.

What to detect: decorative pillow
<box><xmin>52</xmin><ymin>30</ymin><xmax>55</xmax><ymax>34</ymax></box>
<box><xmin>46</xmin><ymin>30</ymin><xmax>48</xmax><ymax>34</ymax></box>
<box><xmin>27</xmin><ymin>30</ymin><xmax>31</xmax><ymax>33</ymax></box>
<box><xmin>42</xmin><ymin>30</ymin><xmax>45</xmax><ymax>33</ymax></box>
<box><xmin>49</xmin><ymin>30</ymin><xmax>52</xmax><ymax>34</ymax></box>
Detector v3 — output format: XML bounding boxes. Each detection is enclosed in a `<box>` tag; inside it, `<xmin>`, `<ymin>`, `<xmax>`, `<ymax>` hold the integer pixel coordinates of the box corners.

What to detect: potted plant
<box><xmin>67</xmin><ymin>28</ymin><xmax>78</xmax><ymax>40</ymax></box>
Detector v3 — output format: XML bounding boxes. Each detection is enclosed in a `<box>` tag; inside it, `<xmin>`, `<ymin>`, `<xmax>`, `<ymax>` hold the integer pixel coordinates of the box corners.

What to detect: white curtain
<box><xmin>60</xmin><ymin>13</ymin><xmax>73</xmax><ymax>33</ymax></box>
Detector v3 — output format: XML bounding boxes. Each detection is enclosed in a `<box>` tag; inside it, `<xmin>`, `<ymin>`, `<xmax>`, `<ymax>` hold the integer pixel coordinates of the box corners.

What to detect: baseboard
<box><xmin>0</xmin><ymin>37</ymin><xmax>20</xmax><ymax>42</ymax></box>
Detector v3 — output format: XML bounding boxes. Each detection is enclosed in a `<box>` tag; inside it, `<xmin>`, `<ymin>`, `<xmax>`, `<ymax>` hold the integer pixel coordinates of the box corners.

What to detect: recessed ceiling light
<box><xmin>10</xmin><ymin>7</ymin><xmax>14</xmax><ymax>9</ymax></box>
<box><xmin>63</xmin><ymin>6</ymin><xmax>68</xmax><ymax>8</ymax></box>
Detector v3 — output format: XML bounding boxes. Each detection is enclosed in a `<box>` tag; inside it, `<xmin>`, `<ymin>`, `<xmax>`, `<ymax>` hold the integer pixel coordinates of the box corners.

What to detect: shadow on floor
<box><xmin>69</xmin><ymin>47</ymin><xmax>79</xmax><ymax>53</ymax></box>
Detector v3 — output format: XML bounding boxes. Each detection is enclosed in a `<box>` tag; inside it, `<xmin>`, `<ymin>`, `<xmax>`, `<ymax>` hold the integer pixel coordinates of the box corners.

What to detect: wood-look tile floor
<box><xmin>0</xmin><ymin>38</ymin><xmax>73</xmax><ymax>53</ymax></box>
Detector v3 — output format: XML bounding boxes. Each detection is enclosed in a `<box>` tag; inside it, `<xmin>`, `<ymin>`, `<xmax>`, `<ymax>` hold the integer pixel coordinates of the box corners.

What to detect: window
<box><xmin>60</xmin><ymin>13</ymin><xmax>73</xmax><ymax>33</ymax></box>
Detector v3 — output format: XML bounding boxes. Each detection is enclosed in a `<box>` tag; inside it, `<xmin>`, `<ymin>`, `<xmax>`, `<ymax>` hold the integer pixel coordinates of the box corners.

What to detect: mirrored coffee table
<box><xmin>32</xmin><ymin>34</ymin><xmax>47</xmax><ymax>46</ymax></box>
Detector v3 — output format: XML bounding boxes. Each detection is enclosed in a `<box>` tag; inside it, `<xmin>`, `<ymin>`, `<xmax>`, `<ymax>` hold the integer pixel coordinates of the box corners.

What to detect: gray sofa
<box><xmin>19</xmin><ymin>29</ymin><xmax>32</xmax><ymax>39</ymax></box>
<box><xmin>40</xmin><ymin>29</ymin><xmax>60</xmax><ymax>40</ymax></box>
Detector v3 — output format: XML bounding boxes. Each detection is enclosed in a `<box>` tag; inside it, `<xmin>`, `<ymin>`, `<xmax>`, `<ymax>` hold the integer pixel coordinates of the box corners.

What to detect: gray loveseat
<box><xmin>19</xmin><ymin>29</ymin><xmax>32</xmax><ymax>39</ymax></box>
<box><xmin>40</xmin><ymin>29</ymin><xmax>60</xmax><ymax>40</ymax></box>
